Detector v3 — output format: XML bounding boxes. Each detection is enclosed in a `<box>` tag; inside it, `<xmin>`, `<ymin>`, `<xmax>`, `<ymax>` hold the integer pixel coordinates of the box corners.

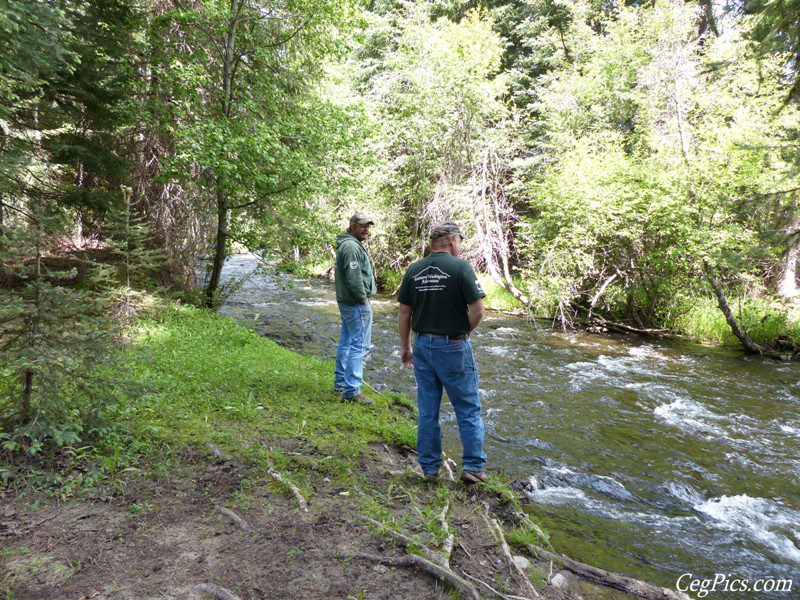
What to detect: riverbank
<box><xmin>333</xmin><ymin>262</ymin><xmax>800</xmax><ymax>354</ymax></box>
<box><xmin>1</xmin><ymin>300</ymin><xmax>677</xmax><ymax>599</ymax></box>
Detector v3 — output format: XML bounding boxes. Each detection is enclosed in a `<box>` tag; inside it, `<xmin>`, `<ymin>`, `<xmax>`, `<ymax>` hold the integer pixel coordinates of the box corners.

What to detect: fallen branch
<box><xmin>484</xmin><ymin>509</ymin><xmax>540</xmax><ymax>598</ymax></box>
<box><xmin>351</xmin><ymin>553</ymin><xmax>480</xmax><ymax>600</ymax></box>
<box><xmin>215</xmin><ymin>506</ymin><xmax>251</xmax><ymax>532</ymax></box>
<box><xmin>528</xmin><ymin>546</ymin><xmax>689</xmax><ymax>600</ymax></box>
<box><xmin>441</xmin><ymin>455</ymin><xmax>458</xmax><ymax>482</ymax></box>
<box><xmin>437</xmin><ymin>501</ymin><xmax>454</xmax><ymax>564</ymax></box>
<box><xmin>267</xmin><ymin>467</ymin><xmax>309</xmax><ymax>513</ymax></box>
<box><xmin>512</xmin><ymin>510</ymin><xmax>553</xmax><ymax>552</ymax></box>
<box><xmin>461</xmin><ymin>570</ymin><xmax>535</xmax><ymax>600</ymax></box>
<box><xmin>363</xmin><ymin>517</ymin><xmax>435</xmax><ymax>561</ymax></box>
<box><xmin>192</xmin><ymin>583</ymin><xmax>242</xmax><ymax>600</ymax></box>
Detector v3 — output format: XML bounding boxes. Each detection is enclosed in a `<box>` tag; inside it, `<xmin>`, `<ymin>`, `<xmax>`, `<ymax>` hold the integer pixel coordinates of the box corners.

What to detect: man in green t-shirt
<box><xmin>397</xmin><ymin>222</ymin><xmax>487</xmax><ymax>483</ymax></box>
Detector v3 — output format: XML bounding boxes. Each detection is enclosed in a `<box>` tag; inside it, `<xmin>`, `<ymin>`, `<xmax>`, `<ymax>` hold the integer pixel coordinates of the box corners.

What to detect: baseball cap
<box><xmin>349</xmin><ymin>212</ymin><xmax>374</xmax><ymax>225</ymax></box>
<box><xmin>430</xmin><ymin>222</ymin><xmax>465</xmax><ymax>241</ymax></box>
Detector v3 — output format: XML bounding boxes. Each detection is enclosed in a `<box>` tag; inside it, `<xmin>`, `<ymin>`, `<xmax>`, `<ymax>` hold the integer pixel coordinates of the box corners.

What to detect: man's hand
<box><xmin>401</xmin><ymin>347</ymin><xmax>413</xmax><ymax>368</ymax></box>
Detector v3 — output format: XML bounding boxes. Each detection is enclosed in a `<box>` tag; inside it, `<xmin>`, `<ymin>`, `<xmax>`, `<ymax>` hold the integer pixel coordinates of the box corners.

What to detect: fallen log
<box><xmin>527</xmin><ymin>545</ymin><xmax>689</xmax><ymax>600</ymax></box>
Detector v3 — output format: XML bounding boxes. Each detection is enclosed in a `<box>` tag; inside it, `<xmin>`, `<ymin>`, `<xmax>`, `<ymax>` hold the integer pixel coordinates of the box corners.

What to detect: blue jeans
<box><xmin>413</xmin><ymin>335</ymin><xmax>486</xmax><ymax>475</ymax></box>
<box><xmin>334</xmin><ymin>302</ymin><xmax>372</xmax><ymax>398</ymax></box>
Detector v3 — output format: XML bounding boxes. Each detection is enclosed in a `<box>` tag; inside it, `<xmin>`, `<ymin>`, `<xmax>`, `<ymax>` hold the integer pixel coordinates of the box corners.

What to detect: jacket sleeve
<box><xmin>340</xmin><ymin>243</ymin><xmax>367</xmax><ymax>303</ymax></box>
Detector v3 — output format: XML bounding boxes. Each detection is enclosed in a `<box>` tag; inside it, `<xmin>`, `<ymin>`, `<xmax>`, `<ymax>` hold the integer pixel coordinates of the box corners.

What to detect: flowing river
<box><xmin>217</xmin><ymin>255</ymin><xmax>800</xmax><ymax>595</ymax></box>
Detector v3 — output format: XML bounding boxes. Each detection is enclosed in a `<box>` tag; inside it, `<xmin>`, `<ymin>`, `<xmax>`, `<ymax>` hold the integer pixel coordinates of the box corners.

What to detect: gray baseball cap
<box><xmin>430</xmin><ymin>221</ymin><xmax>465</xmax><ymax>241</ymax></box>
<box><xmin>349</xmin><ymin>211</ymin><xmax>374</xmax><ymax>225</ymax></box>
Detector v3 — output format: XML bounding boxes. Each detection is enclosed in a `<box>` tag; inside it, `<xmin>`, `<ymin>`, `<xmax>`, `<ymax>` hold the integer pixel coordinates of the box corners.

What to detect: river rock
<box><xmin>550</xmin><ymin>572</ymin><xmax>569</xmax><ymax>589</ymax></box>
<box><xmin>512</xmin><ymin>555</ymin><xmax>530</xmax><ymax>570</ymax></box>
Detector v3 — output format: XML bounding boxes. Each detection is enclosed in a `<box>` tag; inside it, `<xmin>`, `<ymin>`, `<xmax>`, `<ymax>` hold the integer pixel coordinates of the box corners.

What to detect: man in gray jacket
<box><xmin>334</xmin><ymin>212</ymin><xmax>377</xmax><ymax>403</ymax></box>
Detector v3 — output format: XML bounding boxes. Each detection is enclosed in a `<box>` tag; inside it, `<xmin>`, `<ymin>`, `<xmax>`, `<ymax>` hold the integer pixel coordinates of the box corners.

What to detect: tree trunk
<box><xmin>0</xmin><ymin>196</ymin><xmax>6</xmax><ymax>287</ymax></box>
<box><xmin>776</xmin><ymin>236</ymin><xmax>800</xmax><ymax>298</ymax></box>
<box><xmin>204</xmin><ymin>184</ymin><xmax>228</xmax><ymax>306</ymax></box>
<box><xmin>17</xmin><ymin>219</ymin><xmax>44</xmax><ymax>423</ymax></box>
<box><xmin>203</xmin><ymin>0</ymin><xmax>240</xmax><ymax>307</ymax></box>
<box><xmin>704</xmin><ymin>262</ymin><xmax>780</xmax><ymax>358</ymax></box>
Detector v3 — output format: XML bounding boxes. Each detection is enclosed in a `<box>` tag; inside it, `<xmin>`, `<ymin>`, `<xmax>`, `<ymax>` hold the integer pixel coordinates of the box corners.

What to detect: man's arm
<box><xmin>398</xmin><ymin>302</ymin><xmax>413</xmax><ymax>368</ymax></box>
<box><xmin>467</xmin><ymin>299</ymin><xmax>484</xmax><ymax>334</ymax></box>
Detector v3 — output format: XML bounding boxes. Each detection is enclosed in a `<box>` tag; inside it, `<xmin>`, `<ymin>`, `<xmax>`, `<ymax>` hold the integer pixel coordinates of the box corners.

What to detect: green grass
<box><xmin>0</xmin><ymin>298</ymin><xmax>418</xmax><ymax>492</ymax></box>
<box><xmin>477</xmin><ymin>274</ymin><xmax>525</xmax><ymax>312</ymax></box>
<box><xmin>669</xmin><ymin>295</ymin><xmax>800</xmax><ymax>349</ymax></box>
<box><xmin>125</xmin><ymin>301</ymin><xmax>417</xmax><ymax>478</ymax></box>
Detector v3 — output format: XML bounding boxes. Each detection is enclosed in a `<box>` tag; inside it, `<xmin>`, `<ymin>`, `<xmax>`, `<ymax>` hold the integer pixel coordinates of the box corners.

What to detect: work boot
<box><xmin>342</xmin><ymin>392</ymin><xmax>374</xmax><ymax>405</ymax></box>
<box><xmin>460</xmin><ymin>470</ymin><xmax>488</xmax><ymax>484</ymax></box>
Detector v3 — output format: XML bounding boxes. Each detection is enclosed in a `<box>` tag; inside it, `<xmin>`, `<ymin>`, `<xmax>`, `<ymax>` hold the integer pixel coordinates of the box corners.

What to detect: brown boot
<box><xmin>460</xmin><ymin>470</ymin><xmax>488</xmax><ymax>484</ymax></box>
<box><xmin>342</xmin><ymin>392</ymin><xmax>374</xmax><ymax>405</ymax></box>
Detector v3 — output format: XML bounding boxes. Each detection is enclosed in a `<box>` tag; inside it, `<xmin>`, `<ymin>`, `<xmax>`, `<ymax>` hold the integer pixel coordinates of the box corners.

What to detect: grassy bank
<box><xmin>124</xmin><ymin>301</ymin><xmax>417</xmax><ymax>478</ymax></box>
<box><xmin>3</xmin><ymin>300</ymin><xmax>580</xmax><ymax>600</ymax></box>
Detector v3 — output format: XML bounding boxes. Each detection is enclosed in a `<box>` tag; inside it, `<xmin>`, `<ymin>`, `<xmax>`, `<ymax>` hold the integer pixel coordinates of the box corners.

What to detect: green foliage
<box><xmin>479</xmin><ymin>274</ymin><xmax>525</xmax><ymax>311</ymax></box>
<box><xmin>351</xmin><ymin>2</ymin><xmax>511</xmax><ymax>267</ymax></box>
<box><xmin>746</xmin><ymin>0</ymin><xmax>800</xmax><ymax>104</ymax></box>
<box><xmin>513</xmin><ymin>0</ymin><xmax>800</xmax><ymax>344</ymax></box>
<box><xmin>670</xmin><ymin>295</ymin><xmax>800</xmax><ymax>348</ymax></box>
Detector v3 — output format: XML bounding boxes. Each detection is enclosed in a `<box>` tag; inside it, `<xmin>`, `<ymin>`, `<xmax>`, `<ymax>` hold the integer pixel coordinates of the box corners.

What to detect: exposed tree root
<box><xmin>441</xmin><ymin>454</ymin><xmax>458</xmax><ymax>482</ymax></box>
<box><xmin>511</xmin><ymin>509</ymin><xmax>553</xmax><ymax>552</ymax></box>
<box><xmin>361</xmin><ymin>498</ymin><xmax>481</xmax><ymax>599</ymax></box>
<box><xmin>436</xmin><ymin>501</ymin><xmax>455</xmax><ymax>565</ymax></box>
<box><xmin>351</xmin><ymin>553</ymin><xmax>480</xmax><ymax>600</ymax></box>
<box><xmin>462</xmin><ymin>570</ymin><xmax>536</xmax><ymax>600</ymax></box>
<box><xmin>483</xmin><ymin>508</ymin><xmax>540</xmax><ymax>598</ymax></box>
<box><xmin>192</xmin><ymin>582</ymin><xmax>242</xmax><ymax>600</ymax></box>
<box><xmin>528</xmin><ymin>545</ymin><xmax>689</xmax><ymax>600</ymax></box>
<box><xmin>364</xmin><ymin>517</ymin><xmax>430</xmax><ymax>558</ymax></box>
<box><xmin>215</xmin><ymin>506</ymin><xmax>251</xmax><ymax>532</ymax></box>
<box><xmin>267</xmin><ymin>467</ymin><xmax>308</xmax><ymax>513</ymax></box>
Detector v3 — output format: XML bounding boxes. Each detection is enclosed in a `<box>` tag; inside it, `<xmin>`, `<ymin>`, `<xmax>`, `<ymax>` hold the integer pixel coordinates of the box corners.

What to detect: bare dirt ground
<box><xmin>1</xmin><ymin>443</ymin><xmax>630</xmax><ymax>600</ymax></box>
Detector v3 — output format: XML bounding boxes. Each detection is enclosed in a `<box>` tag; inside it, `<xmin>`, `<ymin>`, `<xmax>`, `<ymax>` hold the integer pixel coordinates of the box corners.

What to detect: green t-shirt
<box><xmin>397</xmin><ymin>252</ymin><xmax>485</xmax><ymax>336</ymax></box>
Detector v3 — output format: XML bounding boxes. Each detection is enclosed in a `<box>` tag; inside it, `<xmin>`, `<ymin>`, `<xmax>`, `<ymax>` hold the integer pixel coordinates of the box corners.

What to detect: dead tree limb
<box><xmin>351</xmin><ymin>553</ymin><xmax>480</xmax><ymax>600</ymax></box>
<box><xmin>528</xmin><ymin>546</ymin><xmax>689</xmax><ymax>600</ymax></box>
<box><xmin>462</xmin><ymin>570</ymin><xmax>535</xmax><ymax>600</ymax></box>
<box><xmin>267</xmin><ymin>467</ymin><xmax>309</xmax><ymax>512</ymax></box>
<box><xmin>484</xmin><ymin>512</ymin><xmax>540</xmax><ymax>598</ymax></box>
<box><xmin>363</xmin><ymin>517</ymin><xmax>435</xmax><ymax>561</ymax></box>
<box><xmin>437</xmin><ymin>501</ymin><xmax>454</xmax><ymax>564</ymax></box>
<box><xmin>703</xmin><ymin>262</ymin><xmax>782</xmax><ymax>359</ymax></box>
<box><xmin>215</xmin><ymin>506</ymin><xmax>251</xmax><ymax>532</ymax></box>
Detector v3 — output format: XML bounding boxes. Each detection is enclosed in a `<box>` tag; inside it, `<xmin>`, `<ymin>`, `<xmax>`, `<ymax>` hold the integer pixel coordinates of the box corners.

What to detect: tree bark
<box><xmin>776</xmin><ymin>235</ymin><xmax>800</xmax><ymax>299</ymax></box>
<box><xmin>205</xmin><ymin>184</ymin><xmax>229</xmax><ymax>306</ymax></box>
<box><xmin>18</xmin><ymin>219</ymin><xmax>43</xmax><ymax>423</ymax></box>
<box><xmin>203</xmin><ymin>0</ymin><xmax>241</xmax><ymax>306</ymax></box>
<box><xmin>704</xmin><ymin>262</ymin><xmax>780</xmax><ymax>358</ymax></box>
<box><xmin>0</xmin><ymin>196</ymin><xmax>6</xmax><ymax>287</ymax></box>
